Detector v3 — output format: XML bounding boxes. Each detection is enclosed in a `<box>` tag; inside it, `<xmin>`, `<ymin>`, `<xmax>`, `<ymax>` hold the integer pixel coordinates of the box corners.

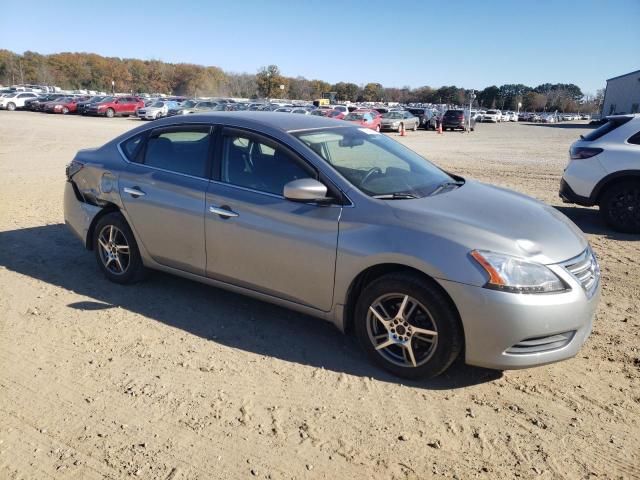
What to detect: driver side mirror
<box><xmin>283</xmin><ymin>178</ymin><xmax>331</xmax><ymax>204</ymax></box>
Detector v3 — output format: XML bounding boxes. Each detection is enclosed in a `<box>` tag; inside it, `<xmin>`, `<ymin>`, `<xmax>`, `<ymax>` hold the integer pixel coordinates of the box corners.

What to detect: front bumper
<box><xmin>64</xmin><ymin>182</ymin><xmax>101</xmax><ymax>248</ymax></box>
<box><xmin>438</xmin><ymin>267</ymin><xmax>600</xmax><ymax>370</ymax></box>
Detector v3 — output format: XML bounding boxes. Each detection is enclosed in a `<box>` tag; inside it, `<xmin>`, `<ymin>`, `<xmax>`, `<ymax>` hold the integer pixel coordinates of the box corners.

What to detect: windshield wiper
<box><xmin>373</xmin><ymin>192</ymin><xmax>418</xmax><ymax>200</ymax></box>
<box><xmin>430</xmin><ymin>180</ymin><xmax>464</xmax><ymax>196</ymax></box>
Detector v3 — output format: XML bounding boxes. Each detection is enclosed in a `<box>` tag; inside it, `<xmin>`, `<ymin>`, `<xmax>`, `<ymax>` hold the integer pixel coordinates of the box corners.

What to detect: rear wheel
<box><xmin>62</xmin><ymin>107</ymin><xmax>69</xmax><ymax>114</ymax></box>
<box><xmin>105</xmin><ymin>108</ymin><xmax>115</xmax><ymax>118</ymax></box>
<box><xmin>7</xmin><ymin>102</ymin><xmax>16</xmax><ymax>111</ymax></box>
<box><xmin>599</xmin><ymin>180</ymin><xmax>640</xmax><ymax>233</ymax></box>
<box><xmin>93</xmin><ymin>212</ymin><xmax>146</xmax><ymax>284</ymax></box>
<box><xmin>354</xmin><ymin>273</ymin><xmax>463</xmax><ymax>379</ymax></box>
<box><xmin>412</xmin><ymin>122</ymin><xmax>418</xmax><ymax>131</ymax></box>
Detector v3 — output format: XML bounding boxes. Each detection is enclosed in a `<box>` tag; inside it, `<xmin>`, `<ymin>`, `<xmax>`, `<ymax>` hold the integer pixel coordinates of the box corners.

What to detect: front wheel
<box><xmin>62</xmin><ymin>107</ymin><xmax>69</xmax><ymax>114</ymax></box>
<box><xmin>412</xmin><ymin>122</ymin><xmax>418</xmax><ymax>131</ymax></box>
<box><xmin>7</xmin><ymin>102</ymin><xmax>16</xmax><ymax>111</ymax></box>
<box><xmin>93</xmin><ymin>212</ymin><xmax>146</xmax><ymax>284</ymax></box>
<box><xmin>354</xmin><ymin>273</ymin><xmax>463</xmax><ymax>379</ymax></box>
<box><xmin>105</xmin><ymin>108</ymin><xmax>115</xmax><ymax>118</ymax></box>
<box><xmin>599</xmin><ymin>180</ymin><xmax>640</xmax><ymax>233</ymax></box>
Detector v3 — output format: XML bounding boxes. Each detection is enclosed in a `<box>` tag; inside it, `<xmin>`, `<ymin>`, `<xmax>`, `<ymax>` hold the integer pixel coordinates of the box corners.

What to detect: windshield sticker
<box><xmin>358</xmin><ymin>128</ymin><xmax>381</xmax><ymax>135</ymax></box>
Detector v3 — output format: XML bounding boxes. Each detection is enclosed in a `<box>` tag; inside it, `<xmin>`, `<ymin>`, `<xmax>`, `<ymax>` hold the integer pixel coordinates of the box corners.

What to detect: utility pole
<box><xmin>468</xmin><ymin>90</ymin><xmax>476</xmax><ymax>132</ymax></box>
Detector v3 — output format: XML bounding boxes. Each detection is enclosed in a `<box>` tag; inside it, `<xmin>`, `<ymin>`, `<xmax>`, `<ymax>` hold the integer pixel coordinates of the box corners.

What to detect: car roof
<box><xmin>154</xmin><ymin>111</ymin><xmax>346</xmax><ymax>132</ymax></box>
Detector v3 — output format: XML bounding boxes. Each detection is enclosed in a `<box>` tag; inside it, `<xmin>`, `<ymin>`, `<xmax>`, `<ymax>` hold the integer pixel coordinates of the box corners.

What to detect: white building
<box><xmin>602</xmin><ymin>69</ymin><xmax>640</xmax><ymax>116</ymax></box>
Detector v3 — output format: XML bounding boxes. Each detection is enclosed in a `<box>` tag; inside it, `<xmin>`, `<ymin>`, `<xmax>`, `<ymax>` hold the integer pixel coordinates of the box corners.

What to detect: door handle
<box><xmin>124</xmin><ymin>187</ymin><xmax>146</xmax><ymax>197</ymax></box>
<box><xmin>209</xmin><ymin>205</ymin><xmax>238</xmax><ymax>218</ymax></box>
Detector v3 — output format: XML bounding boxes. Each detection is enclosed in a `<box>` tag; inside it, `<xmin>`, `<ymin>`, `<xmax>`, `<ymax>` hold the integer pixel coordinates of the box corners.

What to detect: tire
<box><xmin>354</xmin><ymin>272</ymin><xmax>463</xmax><ymax>379</ymax></box>
<box><xmin>93</xmin><ymin>212</ymin><xmax>146</xmax><ymax>284</ymax></box>
<box><xmin>412</xmin><ymin>122</ymin><xmax>418</xmax><ymax>131</ymax></box>
<box><xmin>7</xmin><ymin>102</ymin><xmax>16</xmax><ymax>111</ymax></box>
<box><xmin>105</xmin><ymin>108</ymin><xmax>115</xmax><ymax>118</ymax></box>
<box><xmin>62</xmin><ymin>107</ymin><xmax>69</xmax><ymax>114</ymax></box>
<box><xmin>375</xmin><ymin>124</ymin><xmax>380</xmax><ymax>132</ymax></box>
<box><xmin>599</xmin><ymin>180</ymin><xmax>640</xmax><ymax>233</ymax></box>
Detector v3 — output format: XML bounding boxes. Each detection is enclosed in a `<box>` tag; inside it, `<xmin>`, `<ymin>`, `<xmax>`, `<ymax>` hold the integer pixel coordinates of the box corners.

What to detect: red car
<box><xmin>43</xmin><ymin>96</ymin><xmax>87</xmax><ymax>114</ymax></box>
<box><xmin>327</xmin><ymin>109</ymin><xmax>346</xmax><ymax>120</ymax></box>
<box><xmin>85</xmin><ymin>96</ymin><xmax>145</xmax><ymax>118</ymax></box>
<box><xmin>342</xmin><ymin>109</ymin><xmax>382</xmax><ymax>132</ymax></box>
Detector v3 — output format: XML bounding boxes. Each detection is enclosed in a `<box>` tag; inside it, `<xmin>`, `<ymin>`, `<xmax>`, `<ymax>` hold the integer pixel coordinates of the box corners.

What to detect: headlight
<box><xmin>470</xmin><ymin>250</ymin><xmax>567</xmax><ymax>294</ymax></box>
<box><xmin>392</xmin><ymin>121</ymin><xmax>399</xmax><ymax>126</ymax></box>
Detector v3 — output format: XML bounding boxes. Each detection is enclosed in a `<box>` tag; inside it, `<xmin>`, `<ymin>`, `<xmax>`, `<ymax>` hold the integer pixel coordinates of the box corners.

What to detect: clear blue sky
<box><xmin>2</xmin><ymin>0</ymin><xmax>638</xmax><ymax>94</ymax></box>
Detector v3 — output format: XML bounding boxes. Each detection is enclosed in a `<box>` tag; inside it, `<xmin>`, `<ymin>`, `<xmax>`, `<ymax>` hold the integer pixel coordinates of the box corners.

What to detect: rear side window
<box><xmin>583</xmin><ymin>117</ymin><xmax>632</xmax><ymax>141</ymax></box>
<box><xmin>143</xmin><ymin>126</ymin><xmax>211</xmax><ymax>177</ymax></box>
<box><xmin>628</xmin><ymin>131</ymin><xmax>640</xmax><ymax>145</ymax></box>
<box><xmin>121</xmin><ymin>134</ymin><xmax>144</xmax><ymax>162</ymax></box>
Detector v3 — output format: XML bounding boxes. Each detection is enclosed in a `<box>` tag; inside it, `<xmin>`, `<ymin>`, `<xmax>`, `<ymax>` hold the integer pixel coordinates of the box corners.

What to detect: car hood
<box><xmin>388</xmin><ymin>180</ymin><xmax>587</xmax><ymax>264</ymax></box>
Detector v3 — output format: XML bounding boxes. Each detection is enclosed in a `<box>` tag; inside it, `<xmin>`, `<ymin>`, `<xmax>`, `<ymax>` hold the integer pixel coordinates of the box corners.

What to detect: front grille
<box><xmin>506</xmin><ymin>331</ymin><xmax>575</xmax><ymax>354</ymax></box>
<box><xmin>563</xmin><ymin>248</ymin><xmax>599</xmax><ymax>297</ymax></box>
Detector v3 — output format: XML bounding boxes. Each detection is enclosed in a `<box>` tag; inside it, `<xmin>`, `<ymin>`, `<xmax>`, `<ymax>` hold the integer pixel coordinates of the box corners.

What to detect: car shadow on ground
<box><xmin>524</xmin><ymin>123</ymin><xmax>596</xmax><ymax>129</ymax></box>
<box><xmin>0</xmin><ymin>224</ymin><xmax>502</xmax><ymax>390</ymax></box>
<box><xmin>553</xmin><ymin>205</ymin><xmax>639</xmax><ymax>241</ymax></box>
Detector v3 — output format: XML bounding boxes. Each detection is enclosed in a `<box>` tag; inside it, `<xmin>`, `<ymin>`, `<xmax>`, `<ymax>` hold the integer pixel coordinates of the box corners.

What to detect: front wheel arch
<box><xmin>343</xmin><ymin>263</ymin><xmax>463</xmax><ymax>337</ymax></box>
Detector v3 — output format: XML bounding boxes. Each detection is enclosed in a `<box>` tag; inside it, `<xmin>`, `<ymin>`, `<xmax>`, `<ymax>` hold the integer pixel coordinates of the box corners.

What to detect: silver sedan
<box><xmin>380</xmin><ymin>111</ymin><xmax>420</xmax><ymax>132</ymax></box>
<box><xmin>64</xmin><ymin>112</ymin><xmax>599</xmax><ymax>378</ymax></box>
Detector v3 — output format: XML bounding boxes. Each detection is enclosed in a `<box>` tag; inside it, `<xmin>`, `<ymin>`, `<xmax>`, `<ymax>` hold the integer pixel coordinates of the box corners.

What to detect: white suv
<box><xmin>0</xmin><ymin>92</ymin><xmax>38</xmax><ymax>110</ymax></box>
<box><xmin>560</xmin><ymin>114</ymin><xmax>640</xmax><ymax>232</ymax></box>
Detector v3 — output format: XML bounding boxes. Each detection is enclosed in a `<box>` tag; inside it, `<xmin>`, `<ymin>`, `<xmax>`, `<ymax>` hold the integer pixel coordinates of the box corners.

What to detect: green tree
<box><xmin>362</xmin><ymin>82</ymin><xmax>384</xmax><ymax>102</ymax></box>
<box><xmin>256</xmin><ymin>65</ymin><xmax>285</xmax><ymax>98</ymax></box>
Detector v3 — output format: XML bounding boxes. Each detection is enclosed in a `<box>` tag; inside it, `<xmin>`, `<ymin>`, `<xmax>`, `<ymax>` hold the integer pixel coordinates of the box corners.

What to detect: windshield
<box><xmin>293</xmin><ymin>127</ymin><xmax>454</xmax><ymax>197</ymax></box>
<box><xmin>344</xmin><ymin>113</ymin><xmax>364</xmax><ymax>121</ymax></box>
<box><xmin>99</xmin><ymin>97</ymin><xmax>114</xmax><ymax>103</ymax></box>
<box><xmin>151</xmin><ymin>101</ymin><xmax>165</xmax><ymax>108</ymax></box>
<box><xmin>182</xmin><ymin>100</ymin><xmax>197</xmax><ymax>108</ymax></box>
<box><xmin>382</xmin><ymin>112</ymin><xmax>403</xmax><ymax>119</ymax></box>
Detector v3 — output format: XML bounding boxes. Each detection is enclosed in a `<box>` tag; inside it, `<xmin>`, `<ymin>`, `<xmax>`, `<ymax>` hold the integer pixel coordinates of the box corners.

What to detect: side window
<box><xmin>221</xmin><ymin>134</ymin><xmax>314</xmax><ymax>195</ymax></box>
<box><xmin>628</xmin><ymin>131</ymin><xmax>640</xmax><ymax>145</ymax></box>
<box><xmin>143</xmin><ymin>126</ymin><xmax>211</xmax><ymax>177</ymax></box>
<box><xmin>121</xmin><ymin>133</ymin><xmax>144</xmax><ymax>162</ymax></box>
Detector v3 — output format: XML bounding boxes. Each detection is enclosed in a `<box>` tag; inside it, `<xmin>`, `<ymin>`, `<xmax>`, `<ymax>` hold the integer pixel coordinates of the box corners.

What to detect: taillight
<box><xmin>570</xmin><ymin>146</ymin><xmax>603</xmax><ymax>160</ymax></box>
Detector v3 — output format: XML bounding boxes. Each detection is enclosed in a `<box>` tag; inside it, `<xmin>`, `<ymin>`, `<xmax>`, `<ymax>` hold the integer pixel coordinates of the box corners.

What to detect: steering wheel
<box><xmin>361</xmin><ymin>167</ymin><xmax>383</xmax><ymax>185</ymax></box>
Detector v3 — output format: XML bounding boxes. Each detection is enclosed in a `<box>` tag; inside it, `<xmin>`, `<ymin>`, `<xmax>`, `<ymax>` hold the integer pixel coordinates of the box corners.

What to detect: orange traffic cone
<box><xmin>437</xmin><ymin>121</ymin><xmax>443</xmax><ymax>134</ymax></box>
<box><xmin>400</xmin><ymin>124</ymin><xmax>406</xmax><ymax>136</ymax></box>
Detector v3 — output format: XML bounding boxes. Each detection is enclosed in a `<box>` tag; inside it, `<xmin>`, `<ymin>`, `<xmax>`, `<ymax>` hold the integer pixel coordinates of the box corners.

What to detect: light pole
<box><xmin>468</xmin><ymin>90</ymin><xmax>476</xmax><ymax>132</ymax></box>
<box><xmin>111</xmin><ymin>80</ymin><xmax>115</xmax><ymax>95</ymax></box>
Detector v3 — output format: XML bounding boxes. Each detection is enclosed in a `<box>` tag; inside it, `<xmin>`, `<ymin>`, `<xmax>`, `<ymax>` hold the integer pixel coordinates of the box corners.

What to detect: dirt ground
<box><xmin>0</xmin><ymin>112</ymin><xmax>638</xmax><ymax>480</ymax></box>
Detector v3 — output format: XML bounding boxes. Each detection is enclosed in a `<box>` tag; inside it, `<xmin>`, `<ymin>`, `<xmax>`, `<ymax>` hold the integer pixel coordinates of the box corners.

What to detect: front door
<box><xmin>119</xmin><ymin>124</ymin><xmax>213</xmax><ymax>275</ymax></box>
<box><xmin>205</xmin><ymin>129</ymin><xmax>341</xmax><ymax>311</ymax></box>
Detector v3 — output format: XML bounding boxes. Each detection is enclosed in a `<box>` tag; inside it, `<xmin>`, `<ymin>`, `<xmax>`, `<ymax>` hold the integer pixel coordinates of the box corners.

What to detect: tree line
<box><xmin>0</xmin><ymin>50</ymin><xmax>603</xmax><ymax>112</ymax></box>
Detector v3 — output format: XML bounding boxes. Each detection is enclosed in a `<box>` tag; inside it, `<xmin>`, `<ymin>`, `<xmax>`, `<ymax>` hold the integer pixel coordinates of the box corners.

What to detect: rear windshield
<box><xmin>582</xmin><ymin>117</ymin><xmax>632</xmax><ymax>141</ymax></box>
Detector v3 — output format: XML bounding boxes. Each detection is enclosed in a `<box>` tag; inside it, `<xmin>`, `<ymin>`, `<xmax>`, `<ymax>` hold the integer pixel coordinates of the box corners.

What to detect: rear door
<box><xmin>118</xmin><ymin>124</ymin><xmax>214</xmax><ymax>275</ymax></box>
<box><xmin>204</xmin><ymin>128</ymin><xmax>341</xmax><ymax>311</ymax></box>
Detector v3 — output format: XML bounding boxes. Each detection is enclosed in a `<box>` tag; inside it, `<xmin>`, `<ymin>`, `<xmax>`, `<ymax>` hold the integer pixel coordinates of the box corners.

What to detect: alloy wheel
<box><xmin>97</xmin><ymin>225</ymin><xmax>131</xmax><ymax>275</ymax></box>
<box><xmin>608</xmin><ymin>186</ymin><xmax>640</xmax><ymax>229</ymax></box>
<box><xmin>366</xmin><ymin>293</ymin><xmax>438</xmax><ymax>368</ymax></box>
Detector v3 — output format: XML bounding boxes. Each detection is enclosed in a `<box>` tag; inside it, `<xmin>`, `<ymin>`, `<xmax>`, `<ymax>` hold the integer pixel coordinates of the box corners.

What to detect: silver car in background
<box><xmin>64</xmin><ymin>113</ymin><xmax>600</xmax><ymax>378</ymax></box>
<box><xmin>380</xmin><ymin>111</ymin><xmax>420</xmax><ymax>132</ymax></box>
<box><xmin>137</xmin><ymin>100</ymin><xmax>178</xmax><ymax>120</ymax></box>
